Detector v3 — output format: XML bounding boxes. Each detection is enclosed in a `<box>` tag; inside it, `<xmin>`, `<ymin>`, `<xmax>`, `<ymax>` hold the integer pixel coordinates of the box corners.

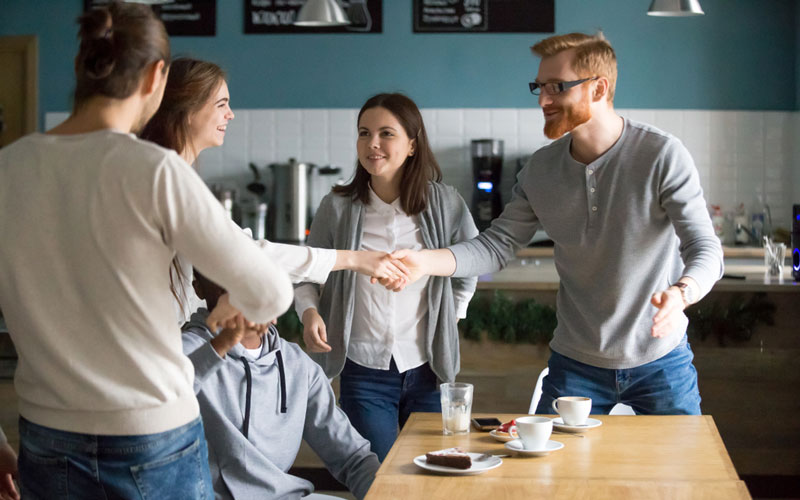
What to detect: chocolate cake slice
<box><xmin>425</xmin><ymin>447</ymin><xmax>472</xmax><ymax>469</ymax></box>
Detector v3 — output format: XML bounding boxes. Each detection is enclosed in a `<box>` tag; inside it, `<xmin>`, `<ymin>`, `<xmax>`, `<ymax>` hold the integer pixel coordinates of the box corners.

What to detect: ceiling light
<box><xmin>294</xmin><ymin>0</ymin><xmax>350</xmax><ymax>27</ymax></box>
<box><xmin>647</xmin><ymin>0</ymin><xmax>705</xmax><ymax>17</ymax></box>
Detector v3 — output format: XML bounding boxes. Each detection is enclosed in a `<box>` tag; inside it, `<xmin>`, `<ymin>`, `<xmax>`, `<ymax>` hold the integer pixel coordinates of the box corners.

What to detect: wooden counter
<box><xmin>516</xmin><ymin>245</ymin><xmax>767</xmax><ymax>259</ymax></box>
<box><xmin>479</xmin><ymin>256</ymin><xmax>799</xmax><ymax>292</ymax></box>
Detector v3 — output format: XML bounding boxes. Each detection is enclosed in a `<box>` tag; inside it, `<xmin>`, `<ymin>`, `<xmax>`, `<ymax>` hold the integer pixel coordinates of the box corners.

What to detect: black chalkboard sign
<box><xmin>414</xmin><ymin>0</ymin><xmax>554</xmax><ymax>33</ymax></box>
<box><xmin>245</xmin><ymin>0</ymin><xmax>382</xmax><ymax>34</ymax></box>
<box><xmin>84</xmin><ymin>0</ymin><xmax>217</xmax><ymax>37</ymax></box>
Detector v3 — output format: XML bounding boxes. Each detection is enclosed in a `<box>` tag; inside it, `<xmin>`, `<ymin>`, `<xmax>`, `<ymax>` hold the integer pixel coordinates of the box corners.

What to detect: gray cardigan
<box><xmin>297</xmin><ymin>182</ymin><xmax>478</xmax><ymax>383</ymax></box>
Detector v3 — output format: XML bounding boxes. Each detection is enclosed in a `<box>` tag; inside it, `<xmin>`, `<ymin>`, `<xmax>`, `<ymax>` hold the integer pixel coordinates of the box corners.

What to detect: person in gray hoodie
<box><xmin>182</xmin><ymin>271</ymin><xmax>380</xmax><ymax>500</ymax></box>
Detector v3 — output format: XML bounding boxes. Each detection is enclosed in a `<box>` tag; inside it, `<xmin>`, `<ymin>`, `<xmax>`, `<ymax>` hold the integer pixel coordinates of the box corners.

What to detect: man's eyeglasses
<box><xmin>529</xmin><ymin>76</ymin><xmax>599</xmax><ymax>96</ymax></box>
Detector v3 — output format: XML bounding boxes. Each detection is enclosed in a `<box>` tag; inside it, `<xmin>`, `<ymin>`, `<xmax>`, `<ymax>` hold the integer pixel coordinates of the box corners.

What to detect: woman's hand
<box><xmin>371</xmin><ymin>248</ymin><xmax>428</xmax><ymax>291</ymax></box>
<box><xmin>338</xmin><ymin>250</ymin><xmax>410</xmax><ymax>282</ymax></box>
<box><xmin>0</xmin><ymin>442</ymin><xmax>19</xmax><ymax>500</ymax></box>
<box><xmin>301</xmin><ymin>308</ymin><xmax>331</xmax><ymax>353</ymax></box>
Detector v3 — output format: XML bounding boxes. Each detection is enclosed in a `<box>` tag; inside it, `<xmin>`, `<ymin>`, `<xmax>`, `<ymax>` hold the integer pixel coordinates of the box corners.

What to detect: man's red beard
<box><xmin>543</xmin><ymin>95</ymin><xmax>592</xmax><ymax>139</ymax></box>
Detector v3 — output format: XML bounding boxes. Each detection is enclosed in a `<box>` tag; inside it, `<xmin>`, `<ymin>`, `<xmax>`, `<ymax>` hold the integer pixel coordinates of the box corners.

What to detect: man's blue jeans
<box><xmin>339</xmin><ymin>358</ymin><xmax>441</xmax><ymax>462</ymax></box>
<box><xmin>535</xmin><ymin>335</ymin><xmax>702</xmax><ymax>415</ymax></box>
<box><xmin>18</xmin><ymin>416</ymin><xmax>214</xmax><ymax>499</ymax></box>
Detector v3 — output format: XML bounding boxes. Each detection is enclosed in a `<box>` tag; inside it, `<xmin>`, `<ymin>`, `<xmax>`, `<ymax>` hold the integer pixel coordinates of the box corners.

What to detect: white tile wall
<box><xmin>45</xmin><ymin>108</ymin><xmax>799</xmax><ymax>230</ymax></box>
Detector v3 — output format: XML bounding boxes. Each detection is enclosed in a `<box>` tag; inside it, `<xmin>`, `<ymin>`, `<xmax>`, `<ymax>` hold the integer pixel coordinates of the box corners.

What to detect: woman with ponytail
<box><xmin>0</xmin><ymin>3</ymin><xmax>294</xmax><ymax>497</ymax></box>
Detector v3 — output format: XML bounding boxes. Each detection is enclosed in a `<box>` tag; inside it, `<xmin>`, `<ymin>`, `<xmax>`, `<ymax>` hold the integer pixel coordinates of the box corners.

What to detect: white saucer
<box><xmin>504</xmin><ymin>439</ymin><xmax>564</xmax><ymax>457</ymax></box>
<box><xmin>552</xmin><ymin>417</ymin><xmax>602</xmax><ymax>433</ymax></box>
<box><xmin>413</xmin><ymin>452</ymin><xmax>503</xmax><ymax>475</ymax></box>
<box><xmin>489</xmin><ymin>429</ymin><xmax>518</xmax><ymax>442</ymax></box>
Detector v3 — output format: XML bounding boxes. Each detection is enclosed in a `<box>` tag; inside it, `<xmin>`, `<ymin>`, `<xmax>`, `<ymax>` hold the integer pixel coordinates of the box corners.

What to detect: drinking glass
<box><xmin>440</xmin><ymin>382</ymin><xmax>473</xmax><ymax>435</ymax></box>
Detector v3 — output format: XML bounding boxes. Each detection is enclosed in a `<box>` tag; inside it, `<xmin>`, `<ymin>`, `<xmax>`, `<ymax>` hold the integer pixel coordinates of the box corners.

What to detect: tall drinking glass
<box><xmin>440</xmin><ymin>382</ymin><xmax>473</xmax><ymax>435</ymax></box>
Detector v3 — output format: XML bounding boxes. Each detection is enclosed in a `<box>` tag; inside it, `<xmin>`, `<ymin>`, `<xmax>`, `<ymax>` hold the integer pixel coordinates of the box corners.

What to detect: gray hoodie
<box><xmin>182</xmin><ymin>309</ymin><xmax>379</xmax><ymax>500</ymax></box>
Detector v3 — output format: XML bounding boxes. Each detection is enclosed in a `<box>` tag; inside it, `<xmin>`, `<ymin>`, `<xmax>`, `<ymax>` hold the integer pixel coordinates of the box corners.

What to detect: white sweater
<box><xmin>0</xmin><ymin>129</ymin><xmax>293</xmax><ymax>435</ymax></box>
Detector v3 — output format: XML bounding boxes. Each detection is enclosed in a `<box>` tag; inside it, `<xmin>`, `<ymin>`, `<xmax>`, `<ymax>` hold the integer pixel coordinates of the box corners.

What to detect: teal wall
<box><xmin>1</xmin><ymin>0</ymin><xmax>797</xmax><ymax>117</ymax></box>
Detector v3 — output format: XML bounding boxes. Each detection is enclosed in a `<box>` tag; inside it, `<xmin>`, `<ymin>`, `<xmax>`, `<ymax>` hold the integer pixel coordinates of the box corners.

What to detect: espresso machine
<box><xmin>792</xmin><ymin>204</ymin><xmax>800</xmax><ymax>281</ymax></box>
<box><xmin>470</xmin><ymin>139</ymin><xmax>504</xmax><ymax>231</ymax></box>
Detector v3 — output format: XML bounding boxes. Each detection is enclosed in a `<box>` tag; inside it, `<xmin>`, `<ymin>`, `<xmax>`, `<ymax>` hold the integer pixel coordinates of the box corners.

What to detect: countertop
<box><xmin>516</xmin><ymin>245</ymin><xmax>768</xmax><ymax>259</ymax></box>
<box><xmin>478</xmin><ymin>254</ymin><xmax>798</xmax><ymax>292</ymax></box>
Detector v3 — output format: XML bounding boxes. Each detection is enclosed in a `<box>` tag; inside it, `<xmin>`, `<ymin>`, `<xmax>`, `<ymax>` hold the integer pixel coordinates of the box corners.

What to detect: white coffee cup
<box><xmin>552</xmin><ymin>396</ymin><xmax>592</xmax><ymax>426</ymax></box>
<box><xmin>515</xmin><ymin>416</ymin><xmax>552</xmax><ymax>450</ymax></box>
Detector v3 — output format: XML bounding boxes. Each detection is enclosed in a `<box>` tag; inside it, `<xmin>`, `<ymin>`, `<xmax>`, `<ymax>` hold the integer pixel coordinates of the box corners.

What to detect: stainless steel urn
<box><xmin>269</xmin><ymin>158</ymin><xmax>310</xmax><ymax>243</ymax></box>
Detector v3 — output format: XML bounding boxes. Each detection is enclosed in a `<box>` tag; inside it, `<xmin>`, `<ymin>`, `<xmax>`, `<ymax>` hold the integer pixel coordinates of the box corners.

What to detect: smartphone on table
<box><xmin>471</xmin><ymin>417</ymin><xmax>502</xmax><ymax>431</ymax></box>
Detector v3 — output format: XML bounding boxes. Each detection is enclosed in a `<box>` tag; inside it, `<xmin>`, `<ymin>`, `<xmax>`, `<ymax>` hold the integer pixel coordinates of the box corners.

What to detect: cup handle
<box><xmin>552</xmin><ymin>400</ymin><xmax>559</xmax><ymax>413</ymax></box>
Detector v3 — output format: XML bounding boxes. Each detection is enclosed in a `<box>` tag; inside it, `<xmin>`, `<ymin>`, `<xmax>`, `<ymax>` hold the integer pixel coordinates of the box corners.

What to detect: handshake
<box><xmin>360</xmin><ymin>247</ymin><xmax>456</xmax><ymax>292</ymax></box>
<box><xmin>364</xmin><ymin>248</ymin><xmax>423</xmax><ymax>292</ymax></box>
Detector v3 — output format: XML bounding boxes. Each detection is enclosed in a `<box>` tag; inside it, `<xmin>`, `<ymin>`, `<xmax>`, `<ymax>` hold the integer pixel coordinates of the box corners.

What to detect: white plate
<box><xmin>489</xmin><ymin>429</ymin><xmax>518</xmax><ymax>442</ymax></box>
<box><xmin>552</xmin><ymin>417</ymin><xmax>602</xmax><ymax>433</ymax></box>
<box><xmin>504</xmin><ymin>439</ymin><xmax>564</xmax><ymax>457</ymax></box>
<box><xmin>413</xmin><ymin>452</ymin><xmax>503</xmax><ymax>475</ymax></box>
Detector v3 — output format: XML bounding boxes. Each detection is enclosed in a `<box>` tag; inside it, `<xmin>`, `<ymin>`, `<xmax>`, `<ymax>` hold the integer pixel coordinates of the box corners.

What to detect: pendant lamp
<box><xmin>294</xmin><ymin>0</ymin><xmax>351</xmax><ymax>27</ymax></box>
<box><xmin>647</xmin><ymin>0</ymin><xmax>704</xmax><ymax>16</ymax></box>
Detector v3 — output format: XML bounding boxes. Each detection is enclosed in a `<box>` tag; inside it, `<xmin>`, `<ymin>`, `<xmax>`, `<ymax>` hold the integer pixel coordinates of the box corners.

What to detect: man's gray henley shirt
<box><xmin>449</xmin><ymin>119</ymin><xmax>724</xmax><ymax>369</ymax></box>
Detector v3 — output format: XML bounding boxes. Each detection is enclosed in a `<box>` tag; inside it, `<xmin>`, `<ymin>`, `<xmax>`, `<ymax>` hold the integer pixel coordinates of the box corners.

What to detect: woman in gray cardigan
<box><xmin>295</xmin><ymin>93</ymin><xmax>478</xmax><ymax>461</ymax></box>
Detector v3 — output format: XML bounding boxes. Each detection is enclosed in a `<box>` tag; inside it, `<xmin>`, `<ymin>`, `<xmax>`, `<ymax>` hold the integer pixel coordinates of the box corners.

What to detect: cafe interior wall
<box><xmin>3</xmin><ymin>0</ymin><xmax>800</xmax><ymax>483</ymax></box>
<box><xmin>2</xmin><ymin>0</ymin><xmax>799</xmax><ymax>228</ymax></box>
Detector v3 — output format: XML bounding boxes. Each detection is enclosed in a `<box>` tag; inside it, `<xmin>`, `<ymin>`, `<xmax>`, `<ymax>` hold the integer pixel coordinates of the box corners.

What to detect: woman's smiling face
<box><xmin>356</xmin><ymin>106</ymin><xmax>416</xmax><ymax>184</ymax></box>
<box><xmin>188</xmin><ymin>79</ymin><xmax>234</xmax><ymax>151</ymax></box>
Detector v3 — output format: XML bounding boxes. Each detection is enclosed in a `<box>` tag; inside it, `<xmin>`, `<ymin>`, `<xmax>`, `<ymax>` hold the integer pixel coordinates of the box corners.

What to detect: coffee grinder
<box><xmin>470</xmin><ymin>139</ymin><xmax>504</xmax><ymax>231</ymax></box>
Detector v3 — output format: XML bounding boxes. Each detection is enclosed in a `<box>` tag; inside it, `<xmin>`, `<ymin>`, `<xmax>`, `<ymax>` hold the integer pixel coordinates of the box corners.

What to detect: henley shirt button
<box><xmin>592</xmin><ymin>206</ymin><xmax>598</xmax><ymax>212</ymax></box>
<box><xmin>587</xmin><ymin>169</ymin><xmax>594</xmax><ymax>175</ymax></box>
<box><xmin>590</xmin><ymin>188</ymin><xmax>596</xmax><ymax>193</ymax></box>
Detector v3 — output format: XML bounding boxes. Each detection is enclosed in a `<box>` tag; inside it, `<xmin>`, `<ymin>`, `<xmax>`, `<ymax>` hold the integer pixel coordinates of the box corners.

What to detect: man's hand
<box><xmin>301</xmin><ymin>308</ymin><xmax>331</xmax><ymax>353</ymax></box>
<box><xmin>650</xmin><ymin>287</ymin><xmax>686</xmax><ymax>338</ymax></box>
<box><xmin>210</xmin><ymin>314</ymin><xmax>246</xmax><ymax>357</ymax></box>
<box><xmin>354</xmin><ymin>251</ymin><xmax>410</xmax><ymax>281</ymax></box>
<box><xmin>371</xmin><ymin>248</ymin><xmax>428</xmax><ymax>291</ymax></box>
<box><xmin>206</xmin><ymin>293</ymin><xmax>241</xmax><ymax>331</ymax></box>
<box><xmin>0</xmin><ymin>442</ymin><xmax>19</xmax><ymax>500</ymax></box>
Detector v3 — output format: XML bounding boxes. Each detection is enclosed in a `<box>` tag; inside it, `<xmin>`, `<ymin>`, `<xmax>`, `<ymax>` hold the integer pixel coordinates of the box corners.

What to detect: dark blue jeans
<box><xmin>536</xmin><ymin>335</ymin><xmax>702</xmax><ymax>415</ymax></box>
<box><xmin>339</xmin><ymin>358</ymin><xmax>441</xmax><ymax>461</ymax></box>
<box><xmin>18</xmin><ymin>416</ymin><xmax>213</xmax><ymax>499</ymax></box>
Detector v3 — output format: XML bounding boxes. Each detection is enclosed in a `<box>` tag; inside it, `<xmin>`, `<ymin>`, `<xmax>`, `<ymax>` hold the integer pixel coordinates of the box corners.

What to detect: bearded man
<box><xmin>389</xmin><ymin>32</ymin><xmax>724</xmax><ymax>415</ymax></box>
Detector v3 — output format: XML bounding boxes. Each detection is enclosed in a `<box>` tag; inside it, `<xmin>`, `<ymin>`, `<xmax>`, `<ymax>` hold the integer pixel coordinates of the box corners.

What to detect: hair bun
<box><xmin>84</xmin><ymin>38</ymin><xmax>115</xmax><ymax>79</ymax></box>
<box><xmin>78</xmin><ymin>7</ymin><xmax>116</xmax><ymax>79</ymax></box>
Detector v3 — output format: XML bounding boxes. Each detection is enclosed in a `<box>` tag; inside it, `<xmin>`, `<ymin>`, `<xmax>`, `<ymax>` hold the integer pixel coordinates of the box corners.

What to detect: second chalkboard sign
<box><xmin>414</xmin><ymin>0</ymin><xmax>554</xmax><ymax>33</ymax></box>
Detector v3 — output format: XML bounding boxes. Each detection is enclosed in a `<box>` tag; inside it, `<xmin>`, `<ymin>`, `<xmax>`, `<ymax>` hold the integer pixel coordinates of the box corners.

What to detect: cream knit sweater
<box><xmin>0</xmin><ymin>129</ymin><xmax>292</xmax><ymax>435</ymax></box>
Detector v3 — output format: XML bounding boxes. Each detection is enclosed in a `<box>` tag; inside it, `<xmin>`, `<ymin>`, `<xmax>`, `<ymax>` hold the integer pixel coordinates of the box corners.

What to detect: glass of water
<box><xmin>764</xmin><ymin>240</ymin><xmax>786</xmax><ymax>282</ymax></box>
<box><xmin>440</xmin><ymin>382</ymin><xmax>473</xmax><ymax>435</ymax></box>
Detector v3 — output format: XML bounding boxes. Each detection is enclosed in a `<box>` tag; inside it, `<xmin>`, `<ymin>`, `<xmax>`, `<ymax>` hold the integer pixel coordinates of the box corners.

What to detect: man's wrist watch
<box><xmin>671</xmin><ymin>282</ymin><xmax>693</xmax><ymax>307</ymax></box>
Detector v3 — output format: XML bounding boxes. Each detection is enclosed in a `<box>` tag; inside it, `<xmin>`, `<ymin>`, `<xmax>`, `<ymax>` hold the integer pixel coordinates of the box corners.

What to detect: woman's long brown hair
<box><xmin>333</xmin><ymin>93</ymin><xmax>441</xmax><ymax>216</ymax></box>
<box><xmin>139</xmin><ymin>58</ymin><xmax>226</xmax><ymax>316</ymax></box>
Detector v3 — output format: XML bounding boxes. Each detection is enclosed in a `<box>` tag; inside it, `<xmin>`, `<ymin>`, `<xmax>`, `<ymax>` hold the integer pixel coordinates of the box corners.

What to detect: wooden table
<box><xmin>365</xmin><ymin>413</ymin><xmax>750</xmax><ymax>499</ymax></box>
